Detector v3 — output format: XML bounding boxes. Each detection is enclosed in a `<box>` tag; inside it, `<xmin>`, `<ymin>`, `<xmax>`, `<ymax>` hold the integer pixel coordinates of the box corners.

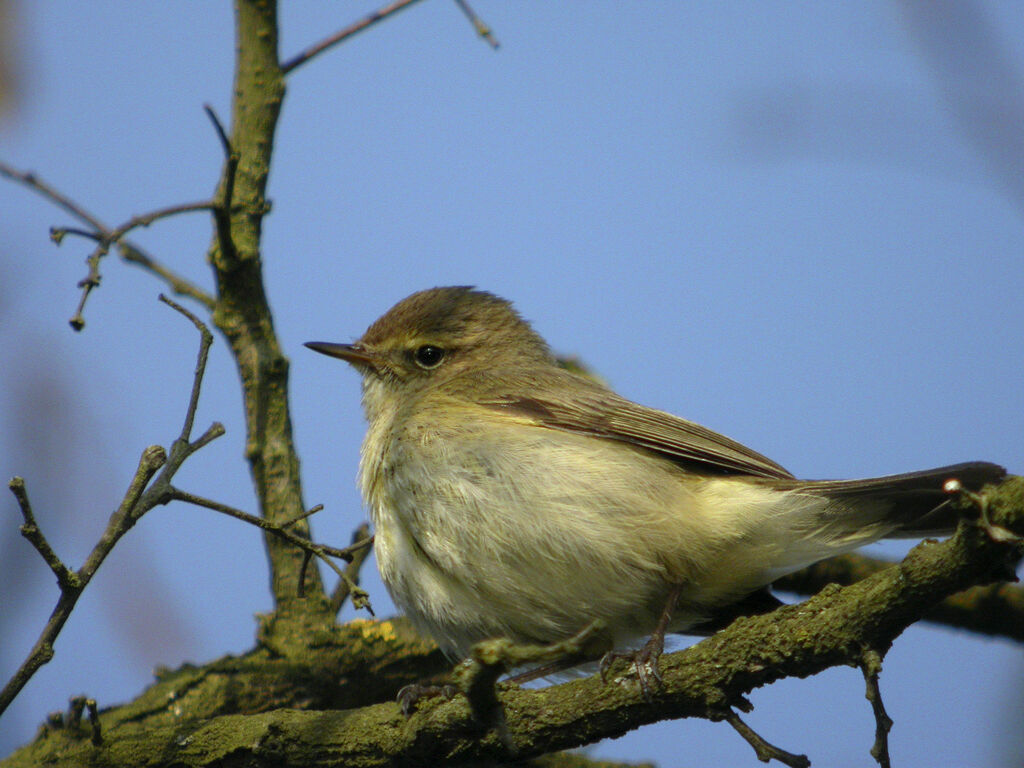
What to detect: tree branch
<box><xmin>452</xmin><ymin>0</ymin><xmax>499</xmax><ymax>49</ymax></box>
<box><xmin>208</xmin><ymin>0</ymin><xmax>327</xmax><ymax>612</ymax></box>
<box><xmin>860</xmin><ymin>649</ymin><xmax>892</xmax><ymax>768</ymax></box>
<box><xmin>6</xmin><ymin>478</ymin><xmax>1019</xmax><ymax>768</ymax></box>
<box><xmin>280</xmin><ymin>0</ymin><xmax>429</xmax><ymax>74</ymax></box>
<box><xmin>8</xmin><ymin>478</ymin><xmax>75</xmax><ymax>589</ymax></box>
<box><xmin>0</xmin><ymin>298</ymin><xmax>224</xmax><ymax>719</ymax></box>
<box><xmin>202</xmin><ymin>105</ymin><xmax>240</xmax><ymax>264</ymax></box>
<box><xmin>0</xmin><ymin>161</ymin><xmax>217</xmax><ymax>325</ymax></box>
<box><xmin>331</xmin><ymin>524</ymin><xmax>375</xmax><ymax>613</ymax></box>
<box><xmin>774</xmin><ymin>552</ymin><xmax>1024</xmax><ymax>641</ymax></box>
<box><xmin>163</xmin><ymin>488</ymin><xmax>374</xmax><ymax>612</ymax></box>
<box><xmin>717</xmin><ymin>708</ymin><xmax>809</xmax><ymax>768</ymax></box>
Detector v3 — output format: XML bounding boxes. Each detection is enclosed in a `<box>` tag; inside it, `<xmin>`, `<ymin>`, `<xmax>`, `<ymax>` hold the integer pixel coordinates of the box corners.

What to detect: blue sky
<box><xmin>2</xmin><ymin>3</ymin><xmax>1022</xmax><ymax>765</ymax></box>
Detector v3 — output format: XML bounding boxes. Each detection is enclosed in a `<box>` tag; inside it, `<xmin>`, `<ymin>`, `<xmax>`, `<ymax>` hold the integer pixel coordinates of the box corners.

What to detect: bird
<box><xmin>306</xmin><ymin>286</ymin><xmax>1005</xmax><ymax>682</ymax></box>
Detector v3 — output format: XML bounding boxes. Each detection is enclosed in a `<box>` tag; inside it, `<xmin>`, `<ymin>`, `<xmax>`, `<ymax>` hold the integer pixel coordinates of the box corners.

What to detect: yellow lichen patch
<box><xmin>348</xmin><ymin>618</ymin><xmax>398</xmax><ymax>644</ymax></box>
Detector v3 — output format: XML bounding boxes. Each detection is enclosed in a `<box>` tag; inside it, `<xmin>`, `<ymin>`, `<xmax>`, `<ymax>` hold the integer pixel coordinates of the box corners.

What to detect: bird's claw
<box><xmin>599</xmin><ymin>640</ymin><xmax>665</xmax><ymax>700</ymax></box>
<box><xmin>396</xmin><ymin>682</ymin><xmax>457</xmax><ymax>716</ymax></box>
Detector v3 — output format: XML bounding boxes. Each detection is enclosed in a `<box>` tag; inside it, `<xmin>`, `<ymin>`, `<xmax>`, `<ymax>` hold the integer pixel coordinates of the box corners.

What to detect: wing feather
<box><xmin>481</xmin><ymin>387</ymin><xmax>793</xmax><ymax>480</ymax></box>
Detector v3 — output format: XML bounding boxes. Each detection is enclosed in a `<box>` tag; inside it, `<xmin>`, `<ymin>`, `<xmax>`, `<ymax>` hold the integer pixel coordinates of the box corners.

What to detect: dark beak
<box><xmin>304</xmin><ymin>341</ymin><xmax>379</xmax><ymax>367</ymax></box>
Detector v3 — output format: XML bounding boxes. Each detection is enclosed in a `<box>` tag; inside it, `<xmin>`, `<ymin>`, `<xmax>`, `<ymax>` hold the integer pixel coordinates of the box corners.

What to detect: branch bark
<box><xmin>207</xmin><ymin>0</ymin><xmax>328</xmax><ymax>615</ymax></box>
<box><xmin>775</xmin><ymin>550</ymin><xmax>1024</xmax><ymax>641</ymax></box>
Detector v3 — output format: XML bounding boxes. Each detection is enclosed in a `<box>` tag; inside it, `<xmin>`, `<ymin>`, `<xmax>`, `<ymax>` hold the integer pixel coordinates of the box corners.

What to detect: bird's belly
<box><xmin>362</xmin><ymin>425</ymin><xmax>726</xmax><ymax>656</ymax></box>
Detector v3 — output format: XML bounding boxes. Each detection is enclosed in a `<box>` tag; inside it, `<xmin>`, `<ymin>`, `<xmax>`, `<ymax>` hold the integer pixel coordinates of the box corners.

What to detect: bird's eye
<box><xmin>413</xmin><ymin>345</ymin><xmax>445</xmax><ymax>369</ymax></box>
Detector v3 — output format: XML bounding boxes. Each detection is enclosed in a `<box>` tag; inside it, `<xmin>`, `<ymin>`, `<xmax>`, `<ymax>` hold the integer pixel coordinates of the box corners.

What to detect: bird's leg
<box><xmin>502</xmin><ymin>619</ymin><xmax>611</xmax><ymax>684</ymax></box>
<box><xmin>505</xmin><ymin>654</ymin><xmax>587</xmax><ymax>685</ymax></box>
<box><xmin>399</xmin><ymin>621</ymin><xmax>609</xmax><ymax>715</ymax></box>
<box><xmin>600</xmin><ymin>582</ymin><xmax>682</xmax><ymax>698</ymax></box>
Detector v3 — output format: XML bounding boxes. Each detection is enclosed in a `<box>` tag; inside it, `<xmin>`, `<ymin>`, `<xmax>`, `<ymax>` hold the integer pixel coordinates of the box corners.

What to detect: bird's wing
<box><xmin>481</xmin><ymin>387</ymin><xmax>794</xmax><ymax>480</ymax></box>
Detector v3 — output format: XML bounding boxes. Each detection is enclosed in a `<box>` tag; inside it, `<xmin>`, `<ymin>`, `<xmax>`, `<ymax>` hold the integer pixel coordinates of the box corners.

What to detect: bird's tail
<box><xmin>800</xmin><ymin>460</ymin><xmax>1006</xmax><ymax>538</ymax></box>
<box><xmin>743</xmin><ymin>461</ymin><xmax>1007</xmax><ymax>581</ymax></box>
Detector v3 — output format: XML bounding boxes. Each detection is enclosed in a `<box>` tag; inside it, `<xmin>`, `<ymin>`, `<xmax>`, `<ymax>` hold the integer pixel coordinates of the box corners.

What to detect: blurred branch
<box><xmin>775</xmin><ymin>551</ymin><xmax>1024</xmax><ymax>642</ymax></box>
<box><xmin>0</xmin><ymin>297</ymin><xmax>223</xmax><ymax>719</ymax></box>
<box><xmin>453</xmin><ymin>0</ymin><xmax>499</xmax><ymax>49</ymax></box>
<box><xmin>898</xmin><ymin>0</ymin><xmax>1024</xmax><ymax>214</ymax></box>
<box><xmin>733</xmin><ymin>3</ymin><xmax>1024</xmax><ymax>217</ymax></box>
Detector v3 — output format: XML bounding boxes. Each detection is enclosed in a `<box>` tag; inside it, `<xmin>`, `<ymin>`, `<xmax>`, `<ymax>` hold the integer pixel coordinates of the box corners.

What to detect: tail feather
<box><xmin>798</xmin><ymin>461</ymin><xmax>1006</xmax><ymax>537</ymax></box>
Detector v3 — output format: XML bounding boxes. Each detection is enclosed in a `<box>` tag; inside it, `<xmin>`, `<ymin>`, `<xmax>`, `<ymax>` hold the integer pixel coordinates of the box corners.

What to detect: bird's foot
<box><xmin>599</xmin><ymin>633</ymin><xmax>666</xmax><ymax>700</ymax></box>
<box><xmin>396</xmin><ymin>682</ymin><xmax>457</xmax><ymax>716</ymax></box>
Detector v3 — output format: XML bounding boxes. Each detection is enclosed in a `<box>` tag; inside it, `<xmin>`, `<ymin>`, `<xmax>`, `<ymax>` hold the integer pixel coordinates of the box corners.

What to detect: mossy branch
<box><xmin>5</xmin><ymin>479</ymin><xmax>1018</xmax><ymax>768</ymax></box>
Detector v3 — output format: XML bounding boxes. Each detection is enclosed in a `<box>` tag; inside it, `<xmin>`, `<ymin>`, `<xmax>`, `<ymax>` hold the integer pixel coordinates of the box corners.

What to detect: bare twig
<box><xmin>297</xmin><ymin>550</ymin><xmax>315</xmax><ymax>598</ymax></box>
<box><xmin>158</xmin><ymin>294</ymin><xmax>213</xmax><ymax>443</ymax></box>
<box><xmin>0</xmin><ymin>447</ymin><xmax>167</xmax><ymax>718</ymax></box>
<box><xmin>51</xmin><ymin>226</ymin><xmax>101</xmax><ymax>244</ymax></box>
<box><xmin>277</xmin><ymin>507</ymin><xmax>329</xmax><ymax>595</ymax></box>
<box><xmin>861</xmin><ymin>649</ymin><xmax>892</xmax><ymax>768</ymax></box>
<box><xmin>64</xmin><ymin>201</ymin><xmax>215</xmax><ymax>330</ymax></box>
<box><xmin>164</xmin><ymin>487</ymin><xmax>374</xmax><ymax>613</ymax></box>
<box><xmin>118</xmin><ymin>243</ymin><xmax>216</xmax><ymax>309</ymax></box>
<box><xmin>0</xmin><ymin>161</ymin><xmax>216</xmax><ymax>324</ymax></box>
<box><xmin>0</xmin><ymin>297</ymin><xmax>225</xmax><ymax>718</ymax></box>
<box><xmin>9</xmin><ymin>477</ymin><xmax>76</xmax><ymax>589</ymax></box>
<box><xmin>717</xmin><ymin>709</ymin><xmax>810</xmax><ymax>768</ymax></box>
<box><xmin>331</xmin><ymin>523</ymin><xmax>375</xmax><ymax>613</ymax></box>
<box><xmin>453</xmin><ymin>0</ymin><xmax>500</xmax><ymax>49</ymax></box>
<box><xmin>203</xmin><ymin>104</ymin><xmax>239</xmax><ymax>264</ymax></box>
<box><xmin>67</xmin><ymin>696</ymin><xmax>103</xmax><ymax>746</ymax></box>
<box><xmin>0</xmin><ymin>161</ymin><xmax>107</xmax><ymax>230</ymax></box>
<box><xmin>281</xmin><ymin>0</ymin><xmax>429</xmax><ymax>74</ymax></box>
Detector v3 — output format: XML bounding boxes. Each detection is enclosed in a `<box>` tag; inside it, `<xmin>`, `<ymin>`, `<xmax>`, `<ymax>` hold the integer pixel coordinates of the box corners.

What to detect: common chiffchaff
<box><xmin>307</xmin><ymin>287</ymin><xmax>1004</xmax><ymax>668</ymax></box>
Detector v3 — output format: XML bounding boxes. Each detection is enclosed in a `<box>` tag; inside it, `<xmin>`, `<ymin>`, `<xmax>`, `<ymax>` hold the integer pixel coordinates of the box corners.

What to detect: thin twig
<box><xmin>0</xmin><ymin>297</ymin><xmax>225</xmax><ymax>718</ymax></box>
<box><xmin>64</xmin><ymin>200</ymin><xmax>215</xmax><ymax>330</ymax></box>
<box><xmin>0</xmin><ymin>447</ymin><xmax>166</xmax><ymax>718</ymax></box>
<box><xmin>331</xmin><ymin>524</ymin><xmax>375</xmax><ymax>613</ymax></box>
<box><xmin>282</xmin><ymin>503</ymin><xmax>325</xmax><ymax>529</ymax></box>
<box><xmin>163</xmin><ymin>489</ymin><xmax>359</xmax><ymax>562</ymax></box>
<box><xmin>203</xmin><ymin>105</ymin><xmax>239</xmax><ymax>264</ymax></box>
<box><xmin>119</xmin><ymin>244</ymin><xmax>216</xmax><ymax>309</ymax></box>
<box><xmin>281</xmin><ymin>0</ymin><xmax>429</xmax><ymax>74</ymax></box>
<box><xmin>718</xmin><ymin>709</ymin><xmax>810</xmax><ymax>768</ymax></box>
<box><xmin>9</xmin><ymin>478</ymin><xmax>76</xmax><ymax>589</ymax></box>
<box><xmin>51</xmin><ymin>226</ymin><xmax>101</xmax><ymax>244</ymax></box>
<box><xmin>1</xmin><ymin>161</ymin><xmax>107</xmax><ymax>230</ymax></box>
<box><xmin>164</xmin><ymin>487</ymin><xmax>374</xmax><ymax>613</ymax></box>
<box><xmin>158</xmin><ymin>294</ymin><xmax>213</xmax><ymax>443</ymax></box>
<box><xmin>0</xmin><ymin>160</ymin><xmax>216</xmax><ymax>325</ymax></box>
<box><xmin>861</xmin><ymin>649</ymin><xmax>893</xmax><ymax>768</ymax></box>
<box><xmin>452</xmin><ymin>0</ymin><xmax>499</xmax><ymax>49</ymax></box>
